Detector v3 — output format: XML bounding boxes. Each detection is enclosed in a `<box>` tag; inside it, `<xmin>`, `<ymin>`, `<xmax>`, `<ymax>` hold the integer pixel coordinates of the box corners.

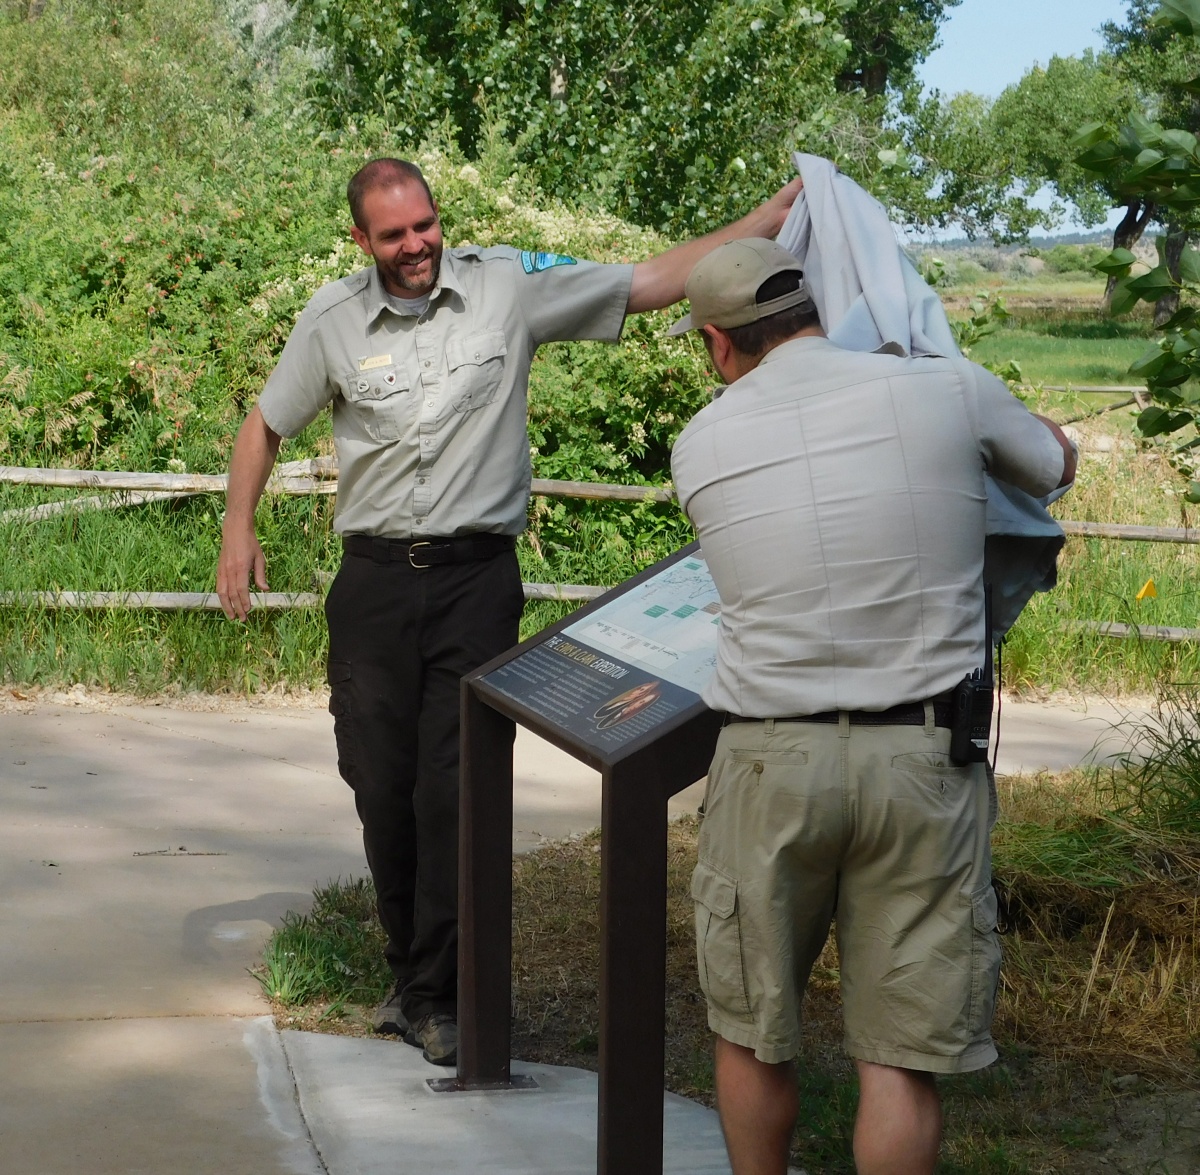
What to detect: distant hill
<box><xmin>913</xmin><ymin>230</ymin><xmax>1114</xmax><ymax>252</ymax></box>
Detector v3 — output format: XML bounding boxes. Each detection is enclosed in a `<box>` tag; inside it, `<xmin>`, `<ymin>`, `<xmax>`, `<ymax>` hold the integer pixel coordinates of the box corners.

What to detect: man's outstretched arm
<box><xmin>626</xmin><ymin>177</ymin><xmax>804</xmax><ymax>314</ymax></box>
<box><xmin>216</xmin><ymin>405</ymin><xmax>283</xmax><ymax>620</ymax></box>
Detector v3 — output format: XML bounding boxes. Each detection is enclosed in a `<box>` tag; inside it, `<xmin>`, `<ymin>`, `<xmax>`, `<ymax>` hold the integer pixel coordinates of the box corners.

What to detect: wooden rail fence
<box><xmin>1</xmin><ymin>460</ymin><xmax>1196</xmax><ymax>638</ymax></box>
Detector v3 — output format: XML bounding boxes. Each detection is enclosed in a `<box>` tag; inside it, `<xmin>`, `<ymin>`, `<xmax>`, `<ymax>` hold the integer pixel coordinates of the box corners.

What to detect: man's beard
<box><xmin>382</xmin><ymin>245</ymin><xmax>442</xmax><ymax>295</ymax></box>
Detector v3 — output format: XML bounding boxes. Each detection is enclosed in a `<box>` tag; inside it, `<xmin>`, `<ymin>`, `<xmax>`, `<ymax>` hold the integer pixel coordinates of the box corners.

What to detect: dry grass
<box><xmin>507</xmin><ymin>790</ymin><xmax>1199</xmax><ymax>1172</ymax></box>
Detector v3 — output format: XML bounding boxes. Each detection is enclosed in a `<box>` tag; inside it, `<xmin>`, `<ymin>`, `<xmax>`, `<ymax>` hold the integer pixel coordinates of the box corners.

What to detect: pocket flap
<box><xmin>972</xmin><ymin>884</ymin><xmax>999</xmax><ymax>933</ymax></box>
<box><xmin>327</xmin><ymin>659</ymin><xmax>352</xmax><ymax>685</ymax></box>
<box><xmin>691</xmin><ymin>861</ymin><xmax>738</xmax><ymax>919</ymax></box>
<box><xmin>447</xmin><ymin>328</ymin><xmax>508</xmax><ymax>370</ymax></box>
<box><xmin>345</xmin><ymin>367</ymin><xmax>410</xmax><ymax>401</ymax></box>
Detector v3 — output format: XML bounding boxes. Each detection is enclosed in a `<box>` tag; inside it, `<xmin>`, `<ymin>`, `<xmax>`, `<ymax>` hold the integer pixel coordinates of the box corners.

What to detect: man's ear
<box><xmin>703</xmin><ymin>325</ymin><xmax>736</xmax><ymax>380</ymax></box>
<box><xmin>350</xmin><ymin>224</ymin><xmax>373</xmax><ymax>257</ymax></box>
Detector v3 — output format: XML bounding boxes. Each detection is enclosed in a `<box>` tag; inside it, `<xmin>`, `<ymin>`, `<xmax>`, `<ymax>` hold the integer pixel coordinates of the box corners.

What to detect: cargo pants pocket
<box><xmin>692</xmin><ymin>860</ymin><xmax>751</xmax><ymax>1019</ymax></box>
<box><xmin>327</xmin><ymin>659</ymin><xmax>358</xmax><ymax>789</ymax></box>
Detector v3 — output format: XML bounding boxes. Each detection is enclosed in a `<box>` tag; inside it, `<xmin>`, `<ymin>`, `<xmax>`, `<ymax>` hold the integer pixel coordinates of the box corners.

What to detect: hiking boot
<box><xmin>403</xmin><ymin>1012</ymin><xmax>457</xmax><ymax>1066</ymax></box>
<box><xmin>371</xmin><ymin>984</ymin><xmax>410</xmax><ymax>1037</ymax></box>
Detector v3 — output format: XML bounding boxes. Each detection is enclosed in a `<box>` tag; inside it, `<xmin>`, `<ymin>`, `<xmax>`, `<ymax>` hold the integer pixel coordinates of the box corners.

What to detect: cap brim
<box><xmin>666</xmin><ymin>312</ymin><xmax>696</xmax><ymax>336</ymax></box>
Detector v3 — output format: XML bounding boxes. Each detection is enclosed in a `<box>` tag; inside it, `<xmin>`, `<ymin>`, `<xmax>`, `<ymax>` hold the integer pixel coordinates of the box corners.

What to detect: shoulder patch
<box><xmin>520</xmin><ymin>250</ymin><xmax>578</xmax><ymax>274</ymax></box>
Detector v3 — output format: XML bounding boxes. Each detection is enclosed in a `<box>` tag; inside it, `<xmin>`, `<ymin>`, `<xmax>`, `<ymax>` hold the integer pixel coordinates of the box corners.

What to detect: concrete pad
<box><xmin>283</xmin><ymin>1030</ymin><xmax>736</xmax><ymax>1175</ymax></box>
<box><xmin>0</xmin><ymin>1016</ymin><xmax>321</xmax><ymax>1175</ymax></box>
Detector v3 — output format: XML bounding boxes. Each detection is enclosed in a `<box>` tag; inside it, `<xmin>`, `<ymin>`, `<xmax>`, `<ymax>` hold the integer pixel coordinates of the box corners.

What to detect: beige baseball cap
<box><xmin>667</xmin><ymin>237</ymin><xmax>814</xmax><ymax>336</ymax></box>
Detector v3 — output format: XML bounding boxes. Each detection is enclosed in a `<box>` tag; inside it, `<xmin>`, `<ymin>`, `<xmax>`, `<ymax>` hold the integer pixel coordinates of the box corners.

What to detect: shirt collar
<box><xmin>365</xmin><ymin>252</ymin><xmax>466</xmax><ymax>327</ymax></box>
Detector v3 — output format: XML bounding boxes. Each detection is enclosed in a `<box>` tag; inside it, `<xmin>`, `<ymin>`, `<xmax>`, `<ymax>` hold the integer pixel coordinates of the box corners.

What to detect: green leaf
<box><xmin>1180</xmin><ymin>247</ymin><xmax>1200</xmax><ymax>287</ymax></box>
<box><xmin>1130</xmin><ymin>347</ymin><xmax>1173</xmax><ymax>378</ymax></box>
<box><xmin>1109</xmin><ymin>277</ymin><xmax>1142</xmax><ymax>317</ymax></box>
<box><xmin>1068</xmin><ymin>122</ymin><xmax>1110</xmax><ymax>151</ymax></box>
<box><xmin>1127</xmin><ymin>265</ymin><xmax>1178</xmax><ymax>300</ymax></box>
<box><xmin>1093</xmin><ymin>247</ymin><xmax>1137</xmax><ymax>276</ymax></box>
<box><xmin>1138</xmin><ymin>405</ymin><xmax>1192</xmax><ymax>437</ymax></box>
<box><xmin>1123</xmin><ymin>148</ymin><xmax>1169</xmax><ymax>184</ymax></box>
<box><xmin>1185</xmin><ymin>481</ymin><xmax>1200</xmax><ymax>504</ymax></box>
<box><xmin>1160</xmin><ymin>184</ymin><xmax>1200</xmax><ymax>209</ymax></box>
<box><xmin>1162</xmin><ymin>129</ymin><xmax>1200</xmax><ymax>155</ymax></box>
<box><xmin>1076</xmin><ymin>140</ymin><xmax>1123</xmax><ymax>173</ymax></box>
<box><xmin>1152</xmin><ymin>0</ymin><xmax>1200</xmax><ymax>37</ymax></box>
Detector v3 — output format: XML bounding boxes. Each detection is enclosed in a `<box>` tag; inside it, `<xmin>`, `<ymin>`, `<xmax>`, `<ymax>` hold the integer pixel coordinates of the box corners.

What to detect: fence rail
<box><xmin>1</xmin><ymin>463</ymin><xmax>1196</xmax><ymax>638</ymax></box>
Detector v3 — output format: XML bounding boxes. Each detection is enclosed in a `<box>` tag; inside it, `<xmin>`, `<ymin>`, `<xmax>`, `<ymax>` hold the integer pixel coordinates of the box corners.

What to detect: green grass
<box><xmin>963</xmin><ymin>305</ymin><xmax>1154</xmax><ymax>389</ymax></box>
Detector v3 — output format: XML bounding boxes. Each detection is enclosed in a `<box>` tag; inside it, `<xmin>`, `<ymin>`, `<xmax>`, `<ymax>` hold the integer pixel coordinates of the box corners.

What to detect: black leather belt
<box><xmin>726</xmin><ymin>693</ymin><xmax>955</xmax><ymax>729</ymax></box>
<box><xmin>343</xmin><ymin>533</ymin><xmax>516</xmax><ymax>569</ymax></box>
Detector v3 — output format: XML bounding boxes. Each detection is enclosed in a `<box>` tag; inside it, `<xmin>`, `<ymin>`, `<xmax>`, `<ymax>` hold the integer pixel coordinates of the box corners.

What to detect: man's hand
<box><xmin>739</xmin><ymin>175</ymin><xmax>805</xmax><ymax>241</ymax></box>
<box><xmin>1033</xmin><ymin>413</ymin><xmax>1078</xmax><ymax>488</ymax></box>
<box><xmin>215</xmin><ymin>405</ymin><xmax>282</xmax><ymax>620</ymax></box>
<box><xmin>627</xmin><ymin>176</ymin><xmax>804</xmax><ymax>314</ymax></box>
<box><xmin>217</xmin><ymin>526</ymin><xmax>269</xmax><ymax>621</ymax></box>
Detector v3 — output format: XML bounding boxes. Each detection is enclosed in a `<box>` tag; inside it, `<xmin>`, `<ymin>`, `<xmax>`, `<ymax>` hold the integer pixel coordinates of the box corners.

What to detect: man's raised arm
<box><xmin>216</xmin><ymin>404</ymin><xmax>283</xmax><ymax>620</ymax></box>
<box><xmin>626</xmin><ymin>177</ymin><xmax>804</xmax><ymax>314</ymax></box>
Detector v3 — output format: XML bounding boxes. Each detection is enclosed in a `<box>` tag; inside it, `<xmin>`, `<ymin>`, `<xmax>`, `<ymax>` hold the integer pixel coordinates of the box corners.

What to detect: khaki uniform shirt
<box><xmin>258</xmin><ymin>247</ymin><xmax>633</xmax><ymax>537</ymax></box>
<box><xmin>671</xmin><ymin>336</ymin><xmax>1064</xmax><ymax>717</ymax></box>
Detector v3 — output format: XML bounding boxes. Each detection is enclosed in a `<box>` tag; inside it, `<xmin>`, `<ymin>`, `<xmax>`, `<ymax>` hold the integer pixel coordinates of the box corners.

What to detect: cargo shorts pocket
<box><xmin>691</xmin><ymin>861</ymin><xmax>751</xmax><ymax>1018</ymax></box>
<box><xmin>326</xmin><ymin>659</ymin><xmax>358</xmax><ymax>789</ymax></box>
<box><xmin>968</xmin><ymin>883</ymin><xmax>1002</xmax><ymax>1038</ymax></box>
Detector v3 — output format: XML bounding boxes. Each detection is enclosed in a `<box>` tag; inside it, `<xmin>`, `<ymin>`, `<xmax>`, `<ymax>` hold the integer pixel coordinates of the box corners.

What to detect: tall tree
<box><xmin>836</xmin><ymin>0</ymin><xmax>961</xmax><ymax>95</ymax></box>
<box><xmin>1079</xmin><ymin>0</ymin><xmax>1200</xmax><ymax>493</ymax></box>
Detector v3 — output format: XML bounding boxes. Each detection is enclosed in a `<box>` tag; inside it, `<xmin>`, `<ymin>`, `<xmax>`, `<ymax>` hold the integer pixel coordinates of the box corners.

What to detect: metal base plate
<box><xmin>427</xmin><ymin>1074</ymin><xmax>540</xmax><ymax>1094</ymax></box>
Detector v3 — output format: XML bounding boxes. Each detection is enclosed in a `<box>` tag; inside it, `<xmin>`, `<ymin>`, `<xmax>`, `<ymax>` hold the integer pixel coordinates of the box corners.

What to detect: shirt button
<box><xmin>423</xmin><ymin>360</ymin><xmax>431</xmax><ymax>368</ymax></box>
<box><xmin>417</xmin><ymin>477</ymin><xmax>426</xmax><ymax>485</ymax></box>
<box><xmin>426</xmin><ymin>401</ymin><xmax>435</xmax><ymax>407</ymax></box>
<box><xmin>474</xmin><ymin>352</ymin><xmax>481</xmax><ymax>360</ymax></box>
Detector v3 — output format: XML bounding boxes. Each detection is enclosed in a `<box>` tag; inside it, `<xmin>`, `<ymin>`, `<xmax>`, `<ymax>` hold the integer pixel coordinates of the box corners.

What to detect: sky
<box><xmin>918</xmin><ymin>0</ymin><xmax>1129</xmax><ymax>100</ymax></box>
<box><xmin>914</xmin><ymin>0</ymin><xmax>1133</xmax><ymax>235</ymax></box>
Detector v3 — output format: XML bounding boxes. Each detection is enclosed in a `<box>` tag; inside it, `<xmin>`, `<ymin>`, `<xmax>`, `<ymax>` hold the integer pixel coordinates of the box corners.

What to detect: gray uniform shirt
<box><xmin>257</xmin><ymin>247</ymin><xmax>633</xmax><ymax>537</ymax></box>
<box><xmin>671</xmin><ymin>336</ymin><xmax>1065</xmax><ymax>717</ymax></box>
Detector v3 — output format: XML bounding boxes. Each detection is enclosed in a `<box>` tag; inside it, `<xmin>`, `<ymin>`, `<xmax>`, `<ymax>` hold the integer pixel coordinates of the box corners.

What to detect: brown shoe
<box><xmin>404</xmin><ymin>1012</ymin><xmax>457</xmax><ymax>1066</ymax></box>
<box><xmin>371</xmin><ymin>984</ymin><xmax>410</xmax><ymax>1036</ymax></box>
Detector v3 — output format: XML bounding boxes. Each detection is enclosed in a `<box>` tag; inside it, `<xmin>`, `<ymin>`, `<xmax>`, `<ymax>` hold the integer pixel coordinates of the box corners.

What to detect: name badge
<box><xmin>358</xmin><ymin>354</ymin><xmax>393</xmax><ymax>371</ymax></box>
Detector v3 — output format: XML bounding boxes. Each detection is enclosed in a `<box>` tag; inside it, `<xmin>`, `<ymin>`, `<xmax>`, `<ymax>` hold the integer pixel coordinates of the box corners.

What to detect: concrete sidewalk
<box><xmin>0</xmin><ymin>691</ymin><xmax>1147</xmax><ymax>1174</ymax></box>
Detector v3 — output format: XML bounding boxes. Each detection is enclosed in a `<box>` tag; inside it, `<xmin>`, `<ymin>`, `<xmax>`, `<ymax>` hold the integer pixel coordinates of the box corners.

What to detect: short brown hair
<box><xmin>724</xmin><ymin>270</ymin><xmax>820</xmax><ymax>356</ymax></box>
<box><xmin>346</xmin><ymin>158</ymin><xmax>436</xmax><ymax>231</ymax></box>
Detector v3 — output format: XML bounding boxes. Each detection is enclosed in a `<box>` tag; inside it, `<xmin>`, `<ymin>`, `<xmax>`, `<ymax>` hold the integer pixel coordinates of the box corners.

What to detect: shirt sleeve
<box><xmin>962</xmin><ymin>362</ymin><xmax>1064</xmax><ymax>496</ymax></box>
<box><xmin>514</xmin><ymin>255</ymin><xmax>633</xmax><ymax>346</ymax></box>
<box><xmin>256</xmin><ymin>302</ymin><xmax>336</xmax><ymax>438</ymax></box>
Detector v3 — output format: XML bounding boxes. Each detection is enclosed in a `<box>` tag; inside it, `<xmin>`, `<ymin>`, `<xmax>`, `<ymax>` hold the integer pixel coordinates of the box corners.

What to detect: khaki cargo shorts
<box><xmin>692</xmin><ymin>715</ymin><xmax>1000</xmax><ymax>1073</ymax></box>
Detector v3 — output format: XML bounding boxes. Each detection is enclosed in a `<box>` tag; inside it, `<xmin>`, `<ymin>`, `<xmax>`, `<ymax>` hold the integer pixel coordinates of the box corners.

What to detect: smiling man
<box><xmin>215</xmin><ymin>157</ymin><xmax>800</xmax><ymax>1068</ymax></box>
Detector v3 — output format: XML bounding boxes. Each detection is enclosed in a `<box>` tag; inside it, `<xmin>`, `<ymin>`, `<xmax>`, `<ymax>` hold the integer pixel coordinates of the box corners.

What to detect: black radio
<box><xmin>949</xmin><ymin>586</ymin><xmax>994</xmax><ymax>767</ymax></box>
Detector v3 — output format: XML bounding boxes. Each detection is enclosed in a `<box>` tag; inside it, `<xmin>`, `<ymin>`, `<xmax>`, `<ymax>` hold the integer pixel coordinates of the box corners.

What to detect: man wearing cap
<box><xmin>669</xmin><ymin>239</ymin><xmax>1074</xmax><ymax>1174</ymax></box>
<box><xmin>215</xmin><ymin>160</ymin><xmax>801</xmax><ymax>1068</ymax></box>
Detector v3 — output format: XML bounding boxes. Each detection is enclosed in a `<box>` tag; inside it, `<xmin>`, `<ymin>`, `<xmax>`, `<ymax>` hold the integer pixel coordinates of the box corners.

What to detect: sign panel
<box><xmin>479</xmin><ymin>550</ymin><xmax>721</xmax><ymax>755</ymax></box>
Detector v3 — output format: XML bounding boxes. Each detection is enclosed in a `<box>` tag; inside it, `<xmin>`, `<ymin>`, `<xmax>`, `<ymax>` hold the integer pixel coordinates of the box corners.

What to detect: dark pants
<box><xmin>325</xmin><ymin>544</ymin><xmax>523</xmax><ymax>1021</ymax></box>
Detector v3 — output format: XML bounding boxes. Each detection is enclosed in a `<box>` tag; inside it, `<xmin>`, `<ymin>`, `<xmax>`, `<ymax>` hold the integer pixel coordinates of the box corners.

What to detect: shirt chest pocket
<box><xmin>447</xmin><ymin>329</ymin><xmax>507</xmax><ymax>413</ymax></box>
<box><xmin>341</xmin><ymin>365</ymin><xmax>412</xmax><ymax>443</ymax></box>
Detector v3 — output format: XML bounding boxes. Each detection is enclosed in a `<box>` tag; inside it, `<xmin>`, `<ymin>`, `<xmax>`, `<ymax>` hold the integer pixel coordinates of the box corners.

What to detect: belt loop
<box><xmin>923</xmin><ymin>699</ymin><xmax>935</xmax><ymax>737</ymax></box>
<box><xmin>838</xmin><ymin>711</ymin><xmax>850</xmax><ymax>738</ymax></box>
<box><xmin>764</xmin><ymin>718</ymin><xmax>775</xmax><ymax>735</ymax></box>
<box><xmin>371</xmin><ymin>536</ymin><xmax>390</xmax><ymax>565</ymax></box>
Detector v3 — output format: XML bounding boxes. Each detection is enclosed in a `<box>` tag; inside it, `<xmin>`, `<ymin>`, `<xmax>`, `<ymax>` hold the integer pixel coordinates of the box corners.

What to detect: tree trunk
<box><xmin>1154</xmin><ymin>224</ymin><xmax>1188</xmax><ymax>327</ymax></box>
<box><xmin>1105</xmin><ymin>199</ymin><xmax>1157</xmax><ymax>306</ymax></box>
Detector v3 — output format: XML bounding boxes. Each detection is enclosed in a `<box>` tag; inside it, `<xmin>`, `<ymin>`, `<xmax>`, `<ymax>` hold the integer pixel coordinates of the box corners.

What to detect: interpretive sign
<box><xmin>459</xmin><ymin>542</ymin><xmax>728</xmax><ymax>1175</ymax></box>
<box><xmin>477</xmin><ymin>545</ymin><xmax>720</xmax><ymax>761</ymax></box>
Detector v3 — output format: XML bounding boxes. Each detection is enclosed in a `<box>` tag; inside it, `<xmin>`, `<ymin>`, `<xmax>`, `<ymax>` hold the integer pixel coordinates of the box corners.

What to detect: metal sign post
<box><xmin>455</xmin><ymin>543</ymin><xmax>725</xmax><ymax>1174</ymax></box>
